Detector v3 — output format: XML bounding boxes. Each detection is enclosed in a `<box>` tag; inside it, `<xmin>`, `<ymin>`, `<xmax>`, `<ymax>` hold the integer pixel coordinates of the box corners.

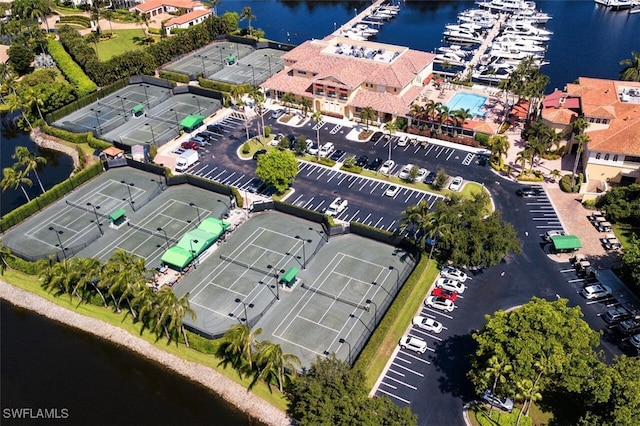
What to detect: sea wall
<box><xmin>30</xmin><ymin>128</ymin><xmax>80</xmax><ymax>170</ymax></box>
<box><xmin>0</xmin><ymin>280</ymin><xmax>291</xmax><ymax>426</ymax></box>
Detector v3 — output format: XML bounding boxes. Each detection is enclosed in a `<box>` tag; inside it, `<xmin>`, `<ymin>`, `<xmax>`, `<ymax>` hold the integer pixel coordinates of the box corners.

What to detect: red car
<box><xmin>181</xmin><ymin>141</ymin><xmax>199</xmax><ymax>150</ymax></box>
<box><xmin>431</xmin><ymin>287</ymin><xmax>458</xmax><ymax>302</ymax></box>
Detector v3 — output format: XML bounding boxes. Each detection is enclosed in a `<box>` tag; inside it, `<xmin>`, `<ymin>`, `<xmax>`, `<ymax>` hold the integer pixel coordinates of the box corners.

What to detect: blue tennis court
<box><xmin>445</xmin><ymin>92</ymin><xmax>487</xmax><ymax>117</ymax></box>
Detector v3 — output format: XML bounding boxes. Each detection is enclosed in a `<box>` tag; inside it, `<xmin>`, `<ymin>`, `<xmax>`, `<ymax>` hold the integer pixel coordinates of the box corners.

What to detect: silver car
<box><xmin>482</xmin><ymin>390</ymin><xmax>514</xmax><ymax>412</ymax></box>
<box><xmin>399</xmin><ymin>335</ymin><xmax>427</xmax><ymax>354</ymax></box>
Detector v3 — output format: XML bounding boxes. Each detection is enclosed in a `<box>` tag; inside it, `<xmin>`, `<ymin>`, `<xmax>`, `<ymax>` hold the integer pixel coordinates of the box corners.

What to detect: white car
<box><xmin>307</xmin><ymin>142</ymin><xmax>319</xmax><ymax>155</ymax></box>
<box><xmin>396</xmin><ymin>135</ymin><xmax>408</xmax><ymax>147</ymax></box>
<box><xmin>412</xmin><ymin>316</ymin><xmax>443</xmax><ymax>333</ymax></box>
<box><xmin>449</xmin><ymin>176</ymin><xmax>464</xmax><ymax>191</ymax></box>
<box><xmin>399</xmin><ymin>335</ymin><xmax>427</xmax><ymax>354</ymax></box>
<box><xmin>440</xmin><ymin>266</ymin><xmax>468</xmax><ymax>283</ymax></box>
<box><xmin>271</xmin><ymin>109</ymin><xmax>285</xmax><ymax>119</ymax></box>
<box><xmin>542</xmin><ymin>229</ymin><xmax>566</xmax><ymax>242</ymax></box>
<box><xmin>269</xmin><ymin>133</ymin><xmax>284</xmax><ymax>146</ymax></box>
<box><xmin>379</xmin><ymin>159</ymin><xmax>395</xmax><ymax>174</ymax></box>
<box><xmin>398</xmin><ymin>164</ymin><xmax>415</xmax><ymax>180</ymax></box>
<box><xmin>385</xmin><ymin>185</ymin><xmax>400</xmax><ymax>197</ymax></box>
<box><xmin>424</xmin><ymin>296</ymin><xmax>455</xmax><ymax>312</ymax></box>
<box><xmin>319</xmin><ymin>142</ymin><xmax>335</xmax><ymax>158</ymax></box>
<box><xmin>436</xmin><ymin>277</ymin><xmax>466</xmax><ymax>294</ymax></box>
<box><xmin>580</xmin><ymin>284</ymin><xmax>612</xmax><ymax>300</ymax></box>
<box><xmin>326</xmin><ymin>197</ymin><xmax>348</xmax><ymax>217</ymax></box>
<box><xmin>416</xmin><ymin>168</ymin><xmax>428</xmax><ymax>182</ymax></box>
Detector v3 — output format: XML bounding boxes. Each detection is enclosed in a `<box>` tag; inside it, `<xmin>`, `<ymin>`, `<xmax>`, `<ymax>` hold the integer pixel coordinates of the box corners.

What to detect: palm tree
<box><xmin>571</xmin><ymin>133</ymin><xmax>589</xmax><ymax>188</ymax></box>
<box><xmin>132</xmin><ymin>284</ymin><xmax>158</xmax><ymax>333</ymax></box>
<box><xmin>524</xmin><ymin>137</ymin><xmax>546</xmax><ymax>175</ymax></box>
<box><xmin>133</xmin><ymin>11</ymin><xmax>149</xmax><ymax>42</ymax></box>
<box><xmin>0</xmin><ymin>240</ymin><xmax>11</xmax><ymax>275</ymax></box>
<box><xmin>515</xmin><ymin>149</ymin><xmax>530</xmax><ymax>176</ymax></box>
<box><xmin>251</xmin><ymin>341</ymin><xmax>300</xmax><ymax>392</ymax></box>
<box><xmin>86</xmin><ymin>31</ymin><xmax>100</xmax><ymax>61</ymax></box>
<box><xmin>399</xmin><ymin>201</ymin><xmax>431</xmax><ymax>246</ymax></box>
<box><xmin>104</xmin><ymin>250</ymin><xmax>148</xmax><ymax>317</ymax></box>
<box><xmin>487</xmin><ymin>135</ymin><xmax>510</xmax><ymax>168</ymax></box>
<box><xmin>72</xmin><ymin>257</ymin><xmax>107</xmax><ymax>306</ymax></box>
<box><xmin>39</xmin><ymin>257</ymin><xmax>80</xmax><ymax>298</ymax></box>
<box><xmin>409</xmin><ymin>103</ymin><xmax>424</xmax><ymax>126</ymax></box>
<box><xmin>153</xmin><ymin>287</ymin><xmax>196</xmax><ymax>346</ymax></box>
<box><xmin>312</xmin><ymin>110</ymin><xmax>323</xmax><ymax>161</ymax></box>
<box><xmin>424</xmin><ymin>99</ymin><xmax>439</xmax><ymax>122</ymax></box>
<box><xmin>436</xmin><ymin>104</ymin><xmax>450</xmax><ymax>133</ymax></box>
<box><xmin>1</xmin><ymin>167</ymin><xmax>33</xmax><ymax>202</ymax></box>
<box><xmin>91</xmin><ymin>6</ymin><xmax>101</xmax><ymax>35</ymax></box>
<box><xmin>250</xmin><ymin>90</ymin><xmax>265</xmax><ymax>137</ymax></box>
<box><xmin>102</xmin><ymin>9</ymin><xmax>114</xmax><ymax>36</ymax></box>
<box><xmin>515</xmin><ymin>378</ymin><xmax>542</xmax><ymax>425</ymax></box>
<box><xmin>619</xmin><ymin>51</ymin><xmax>640</xmax><ymax>82</ymax></box>
<box><xmin>484</xmin><ymin>356</ymin><xmax>512</xmax><ymax>416</ymax></box>
<box><xmin>360</xmin><ymin>106</ymin><xmax>376</xmax><ymax>130</ymax></box>
<box><xmin>21</xmin><ymin>86</ymin><xmax>45</xmax><ymax>122</ymax></box>
<box><xmin>217</xmin><ymin>323</ymin><xmax>262</xmax><ymax>376</ymax></box>
<box><xmin>450</xmin><ymin>108</ymin><xmax>472</xmax><ymax>129</ymax></box>
<box><xmin>240</xmin><ymin>6</ymin><xmax>256</xmax><ymax>37</ymax></box>
<box><xmin>281</xmin><ymin>92</ymin><xmax>295</xmax><ymax>114</ymax></box>
<box><xmin>12</xmin><ymin>146</ymin><xmax>46</xmax><ymax>193</ymax></box>
<box><xmin>383</xmin><ymin>120</ymin><xmax>397</xmax><ymax>172</ymax></box>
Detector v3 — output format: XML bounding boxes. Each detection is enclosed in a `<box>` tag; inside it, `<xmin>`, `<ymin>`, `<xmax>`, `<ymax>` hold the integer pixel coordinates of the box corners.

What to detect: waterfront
<box><xmin>2</xmin><ymin>1</ymin><xmax>640</xmax><ymax>424</ymax></box>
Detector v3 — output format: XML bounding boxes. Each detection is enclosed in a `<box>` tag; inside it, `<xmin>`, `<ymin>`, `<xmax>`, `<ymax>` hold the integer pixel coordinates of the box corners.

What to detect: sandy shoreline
<box><xmin>0</xmin><ymin>279</ymin><xmax>291</xmax><ymax>426</ymax></box>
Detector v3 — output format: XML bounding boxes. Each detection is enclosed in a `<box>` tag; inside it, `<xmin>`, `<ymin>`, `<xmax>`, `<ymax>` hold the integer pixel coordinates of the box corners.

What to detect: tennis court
<box><xmin>1</xmin><ymin>169</ymin><xmax>229</xmax><ymax>266</ymax></box>
<box><xmin>209</xmin><ymin>48</ymin><xmax>286</xmax><ymax>85</ymax></box>
<box><xmin>164</xmin><ymin>41</ymin><xmax>256</xmax><ymax>80</ymax></box>
<box><xmin>173</xmin><ymin>212</ymin><xmax>415</xmax><ymax>367</ymax></box>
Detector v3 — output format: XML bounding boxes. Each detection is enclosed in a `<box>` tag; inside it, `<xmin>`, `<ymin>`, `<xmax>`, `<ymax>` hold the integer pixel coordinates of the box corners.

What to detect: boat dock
<box><xmin>329</xmin><ymin>0</ymin><xmax>390</xmax><ymax>37</ymax></box>
<box><xmin>463</xmin><ymin>13</ymin><xmax>507</xmax><ymax>79</ymax></box>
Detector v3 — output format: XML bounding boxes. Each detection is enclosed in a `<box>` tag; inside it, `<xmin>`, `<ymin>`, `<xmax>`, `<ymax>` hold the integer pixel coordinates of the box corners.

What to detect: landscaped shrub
<box><xmin>198</xmin><ymin>76</ymin><xmax>251</xmax><ymax>94</ymax></box>
<box><xmin>474</xmin><ymin>132</ymin><xmax>490</xmax><ymax>146</ymax></box>
<box><xmin>41</xmin><ymin>124</ymin><xmax>111</xmax><ymax>150</ymax></box>
<box><xmin>159</xmin><ymin>70</ymin><xmax>190</xmax><ymax>83</ymax></box>
<box><xmin>242</xmin><ymin>142</ymin><xmax>250</xmax><ymax>154</ymax></box>
<box><xmin>559</xmin><ymin>174</ymin><xmax>582</xmax><ymax>193</ymax></box>
<box><xmin>47</xmin><ymin>39</ymin><xmax>97</xmax><ymax>97</ymax></box>
<box><xmin>58</xmin><ymin>15</ymin><xmax>92</xmax><ymax>27</ymax></box>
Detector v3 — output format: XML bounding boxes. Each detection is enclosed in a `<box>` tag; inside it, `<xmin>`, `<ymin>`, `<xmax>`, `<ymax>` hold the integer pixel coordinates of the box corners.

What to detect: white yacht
<box><xmin>340</xmin><ymin>28</ymin><xmax>368</xmax><ymax>41</ymax></box>
<box><xmin>501</xmin><ymin>28</ymin><xmax>551</xmax><ymax>42</ymax></box>
<box><xmin>476</xmin><ymin>0</ymin><xmax>537</xmax><ymax>13</ymax></box>
<box><xmin>504</xmin><ymin>19</ymin><xmax>553</xmax><ymax>36</ymax></box>
<box><xmin>435</xmin><ymin>51</ymin><xmax>468</xmax><ymax>66</ymax></box>
<box><xmin>354</xmin><ymin>23</ymin><xmax>379</xmax><ymax>35</ymax></box>
<box><xmin>493</xmin><ymin>37</ymin><xmax>546</xmax><ymax>54</ymax></box>
<box><xmin>443</xmin><ymin>28</ymin><xmax>483</xmax><ymax>44</ymax></box>
<box><xmin>489</xmin><ymin>45</ymin><xmax>544</xmax><ymax>61</ymax></box>
<box><xmin>437</xmin><ymin>44</ymin><xmax>474</xmax><ymax>57</ymax></box>
<box><xmin>445</xmin><ymin>22</ymin><xmax>483</xmax><ymax>32</ymax></box>
<box><xmin>473</xmin><ymin>65</ymin><xmax>516</xmax><ymax>83</ymax></box>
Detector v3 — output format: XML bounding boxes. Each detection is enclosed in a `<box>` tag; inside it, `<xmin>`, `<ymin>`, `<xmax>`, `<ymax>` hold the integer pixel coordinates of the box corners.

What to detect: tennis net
<box><xmin>301</xmin><ymin>283</ymin><xmax>370</xmax><ymax>311</ymax></box>
<box><xmin>127</xmin><ymin>222</ymin><xmax>179</xmax><ymax>243</ymax></box>
<box><xmin>65</xmin><ymin>200</ymin><xmax>109</xmax><ymax>218</ymax></box>
<box><xmin>219</xmin><ymin>254</ymin><xmax>278</xmax><ymax>278</ymax></box>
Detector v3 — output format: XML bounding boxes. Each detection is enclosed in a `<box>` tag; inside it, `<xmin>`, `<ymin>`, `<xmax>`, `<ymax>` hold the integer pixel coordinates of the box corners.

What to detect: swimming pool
<box><xmin>445</xmin><ymin>92</ymin><xmax>487</xmax><ymax>118</ymax></box>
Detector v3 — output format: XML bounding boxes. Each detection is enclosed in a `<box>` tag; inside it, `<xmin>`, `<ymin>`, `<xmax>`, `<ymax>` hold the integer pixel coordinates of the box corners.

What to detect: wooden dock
<box><xmin>463</xmin><ymin>13</ymin><xmax>507</xmax><ymax>79</ymax></box>
<box><xmin>330</xmin><ymin>0</ymin><xmax>390</xmax><ymax>37</ymax></box>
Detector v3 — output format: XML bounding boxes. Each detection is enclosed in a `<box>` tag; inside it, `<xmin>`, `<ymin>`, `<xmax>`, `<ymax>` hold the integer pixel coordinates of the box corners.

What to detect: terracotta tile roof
<box><xmin>566</xmin><ymin>77</ymin><xmax>640</xmax><ymax>156</ymax></box>
<box><xmin>165</xmin><ymin>8</ymin><xmax>210</xmax><ymax>26</ymax></box>
<box><xmin>281</xmin><ymin>38</ymin><xmax>435</xmax><ymax>89</ymax></box>
<box><xmin>351</xmin><ymin>90</ymin><xmax>411</xmax><ymax>116</ymax></box>
<box><xmin>260</xmin><ymin>73</ymin><xmax>312</xmax><ymax>98</ymax></box>
<box><xmin>133</xmin><ymin>0</ymin><xmax>196</xmax><ymax>13</ymax></box>
<box><xmin>542</xmin><ymin>107</ymin><xmax>577</xmax><ymax>125</ymax></box>
<box><xmin>465</xmin><ymin>120</ymin><xmax>497</xmax><ymax>135</ymax></box>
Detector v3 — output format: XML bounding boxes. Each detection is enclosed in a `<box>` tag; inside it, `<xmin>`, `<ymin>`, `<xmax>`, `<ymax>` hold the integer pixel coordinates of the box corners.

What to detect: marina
<box><xmin>331</xmin><ymin>0</ymin><xmax>400</xmax><ymax>41</ymax></box>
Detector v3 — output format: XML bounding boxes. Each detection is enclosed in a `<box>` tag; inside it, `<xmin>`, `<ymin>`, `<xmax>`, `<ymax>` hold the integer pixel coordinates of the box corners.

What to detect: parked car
<box><xmin>542</xmin><ymin>230</ymin><xmax>566</xmax><ymax>242</ymax></box>
<box><xmin>356</xmin><ymin>155</ymin><xmax>369</xmax><ymax>167</ymax></box>
<box><xmin>385</xmin><ymin>185</ymin><xmax>400</xmax><ymax>197</ymax></box>
<box><xmin>416</xmin><ymin>168</ymin><xmax>428</xmax><ymax>182</ymax></box>
<box><xmin>379</xmin><ymin>160</ymin><xmax>395</xmax><ymax>174</ymax></box>
<box><xmin>326</xmin><ymin>197</ymin><xmax>348</xmax><ymax>217</ymax></box>
<box><xmin>366</xmin><ymin>157</ymin><xmax>382</xmax><ymax>170</ymax></box>
<box><xmin>369</xmin><ymin>132</ymin><xmax>383</xmax><ymax>143</ymax></box>
<box><xmin>271</xmin><ymin>109</ymin><xmax>285</xmax><ymax>119</ymax></box>
<box><xmin>424</xmin><ymin>171</ymin><xmax>437</xmax><ymax>185</ymax></box>
<box><xmin>252</xmin><ymin>149</ymin><xmax>267</xmax><ymax>160</ymax></box>
<box><xmin>181</xmin><ymin>140</ymin><xmax>199</xmax><ymax>150</ymax></box>
<box><xmin>319</xmin><ymin>142</ymin><xmax>335</xmax><ymax>158</ymax></box>
<box><xmin>431</xmin><ymin>287</ymin><xmax>458</xmax><ymax>302</ymax></box>
<box><xmin>396</xmin><ymin>135</ymin><xmax>408</xmax><ymax>147</ymax></box>
<box><xmin>412</xmin><ymin>316</ymin><xmax>443</xmax><ymax>333</ymax></box>
<box><xmin>629</xmin><ymin>333</ymin><xmax>640</xmax><ymax>351</ymax></box>
<box><xmin>440</xmin><ymin>266</ymin><xmax>469</xmax><ymax>282</ymax></box>
<box><xmin>207</xmin><ymin>123</ymin><xmax>223</xmax><ymax>134</ymax></box>
<box><xmin>617</xmin><ymin>319</ymin><xmax>640</xmax><ymax>336</ymax></box>
<box><xmin>449</xmin><ymin>176</ymin><xmax>463</xmax><ymax>191</ymax></box>
<box><xmin>307</xmin><ymin>142</ymin><xmax>319</xmax><ymax>155</ymax></box>
<box><xmin>603</xmin><ymin>306</ymin><xmax>635</xmax><ymax>325</ymax></box>
<box><xmin>436</xmin><ymin>277</ymin><xmax>466</xmax><ymax>294</ymax></box>
<box><xmin>424</xmin><ymin>296</ymin><xmax>455</xmax><ymax>312</ymax></box>
<box><xmin>580</xmin><ymin>284</ymin><xmax>612</xmax><ymax>300</ymax></box>
<box><xmin>199</xmin><ymin>131</ymin><xmax>217</xmax><ymax>141</ymax></box>
<box><xmin>330</xmin><ymin>149</ymin><xmax>345</xmax><ymax>161</ymax></box>
<box><xmin>398</xmin><ymin>164</ymin><xmax>415</xmax><ymax>180</ymax></box>
<box><xmin>516</xmin><ymin>186</ymin><xmax>543</xmax><ymax>197</ymax></box>
<box><xmin>482</xmin><ymin>390</ymin><xmax>514</xmax><ymax>412</ymax></box>
<box><xmin>399</xmin><ymin>335</ymin><xmax>427</xmax><ymax>354</ymax></box>
<box><xmin>247</xmin><ymin>177</ymin><xmax>266</xmax><ymax>194</ymax></box>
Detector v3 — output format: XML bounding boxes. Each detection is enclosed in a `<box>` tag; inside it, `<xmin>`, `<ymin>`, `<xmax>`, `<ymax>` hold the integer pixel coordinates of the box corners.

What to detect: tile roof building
<box><xmin>130</xmin><ymin>0</ymin><xmax>207</xmax><ymax>20</ymax></box>
<box><xmin>541</xmin><ymin>77</ymin><xmax>640</xmax><ymax>186</ymax></box>
<box><xmin>260</xmin><ymin>37</ymin><xmax>436</xmax><ymax>122</ymax></box>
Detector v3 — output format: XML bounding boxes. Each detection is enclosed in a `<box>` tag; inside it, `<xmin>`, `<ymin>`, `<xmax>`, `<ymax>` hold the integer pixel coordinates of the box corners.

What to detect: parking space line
<box><xmin>302</xmin><ymin>197</ymin><xmax>315</xmax><ymax>208</ymax></box>
<box><xmin>391</xmin><ymin>363</ymin><xmax>425</xmax><ymax>377</ymax></box>
<box><xmin>230</xmin><ymin>175</ymin><xmax>245</xmax><ymax>186</ymax></box>
<box><xmin>317</xmin><ymin>169</ymin><xmax>328</xmax><ymax>179</ymax></box>
<box><xmin>384</xmin><ymin>375</ymin><xmax>418</xmax><ymax>390</ymax></box>
<box><xmin>377</xmin><ymin>388</ymin><xmax>411</xmax><ymax>404</ymax></box>
<box><xmin>360</xmin><ymin>181</ymin><xmax>369</xmax><ymax>191</ymax></box>
<box><xmin>338</xmin><ymin>174</ymin><xmax>348</xmax><ymax>185</ymax></box>
<box><xmin>370</xmin><ymin>182</ymin><xmax>381</xmax><ymax>193</ymax></box>
<box><xmin>315</xmin><ymin>200</ymin><xmax>327</xmax><ymax>211</ymax></box>
<box><xmin>386</xmin><ymin>220</ymin><xmax>396</xmax><ymax>231</ymax></box>
<box><xmin>373</xmin><ymin>217</ymin><xmax>384</xmax><ymax>228</ymax></box>
<box><xmin>348</xmin><ymin>179</ymin><xmax>357</xmax><ymax>188</ymax></box>
<box><xmin>348</xmin><ymin>210</ymin><xmax>360</xmax><ymax>222</ymax></box>
<box><xmin>401</xmin><ymin>350</ymin><xmax>432</xmax><ymax>364</ymax></box>
<box><xmin>388</xmin><ymin>367</ymin><xmax>406</xmax><ymax>377</ymax></box>
<box><xmin>213</xmin><ymin>170</ymin><xmax>227</xmax><ymax>180</ymax></box>
<box><xmin>326</xmin><ymin>171</ymin><xmax>338</xmax><ymax>182</ymax></box>
<box><xmin>434</xmin><ymin>146</ymin><xmax>445</xmax><ymax>158</ymax></box>
<box><xmin>363</xmin><ymin>213</ymin><xmax>372</xmax><ymax>223</ymax></box>
<box><xmin>421</xmin><ymin>307</ymin><xmax>453</xmax><ymax>319</ymax></box>
<box><xmin>380</xmin><ymin>381</ymin><xmax>398</xmax><ymax>390</ymax></box>
<box><xmin>446</xmin><ymin>150</ymin><xmax>455</xmax><ymax>161</ymax></box>
<box><xmin>405</xmin><ymin>193</ymin><xmax>413</xmax><ymax>203</ymax></box>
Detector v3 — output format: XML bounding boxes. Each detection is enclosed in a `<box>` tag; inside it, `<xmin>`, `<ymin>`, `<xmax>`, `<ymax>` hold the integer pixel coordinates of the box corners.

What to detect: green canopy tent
<box><xmin>551</xmin><ymin>235</ymin><xmax>582</xmax><ymax>252</ymax></box>
<box><xmin>131</xmin><ymin>104</ymin><xmax>144</xmax><ymax>117</ymax></box>
<box><xmin>280</xmin><ymin>267</ymin><xmax>298</xmax><ymax>288</ymax></box>
<box><xmin>177</xmin><ymin>229</ymin><xmax>217</xmax><ymax>257</ymax></box>
<box><xmin>198</xmin><ymin>217</ymin><xmax>230</xmax><ymax>238</ymax></box>
<box><xmin>160</xmin><ymin>246</ymin><xmax>193</xmax><ymax>271</ymax></box>
<box><xmin>179</xmin><ymin>115</ymin><xmax>205</xmax><ymax>132</ymax></box>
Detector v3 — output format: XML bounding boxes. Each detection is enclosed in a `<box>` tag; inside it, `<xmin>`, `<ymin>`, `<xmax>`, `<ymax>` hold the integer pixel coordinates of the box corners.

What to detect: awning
<box><xmin>551</xmin><ymin>235</ymin><xmax>582</xmax><ymax>251</ymax></box>
<box><xmin>131</xmin><ymin>104</ymin><xmax>144</xmax><ymax>114</ymax></box>
<box><xmin>176</xmin><ymin>228</ymin><xmax>217</xmax><ymax>257</ymax></box>
<box><xmin>161</xmin><ymin>246</ymin><xmax>193</xmax><ymax>270</ymax></box>
<box><xmin>179</xmin><ymin>114</ymin><xmax>205</xmax><ymax>131</ymax></box>
<box><xmin>225</xmin><ymin>54</ymin><xmax>236</xmax><ymax>63</ymax></box>
<box><xmin>280</xmin><ymin>267</ymin><xmax>298</xmax><ymax>285</ymax></box>
<box><xmin>109</xmin><ymin>208</ymin><xmax>126</xmax><ymax>222</ymax></box>
<box><xmin>197</xmin><ymin>217</ymin><xmax>230</xmax><ymax>238</ymax></box>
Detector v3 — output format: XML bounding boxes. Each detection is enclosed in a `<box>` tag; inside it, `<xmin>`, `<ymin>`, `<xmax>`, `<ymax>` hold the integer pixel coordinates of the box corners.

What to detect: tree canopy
<box><xmin>287</xmin><ymin>355</ymin><xmax>417</xmax><ymax>426</ymax></box>
<box><xmin>256</xmin><ymin>149</ymin><xmax>298</xmax><ymax>193</ymax></box>
<box><xmin>595</xmin><ymin>183</ymin><xmax>640</xmax><ymax>226</ymax></box>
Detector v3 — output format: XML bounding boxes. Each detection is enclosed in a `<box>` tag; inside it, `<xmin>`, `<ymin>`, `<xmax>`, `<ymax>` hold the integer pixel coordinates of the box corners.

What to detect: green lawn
<box><xmin>612</xmin><ymin>223</ymin><xmax>640</xmax><ymax>249</ymax></box>
<box><xmin>93</xmin><ymin>29</ymin><xmax>159</xmax><ymax>62</ymax></box>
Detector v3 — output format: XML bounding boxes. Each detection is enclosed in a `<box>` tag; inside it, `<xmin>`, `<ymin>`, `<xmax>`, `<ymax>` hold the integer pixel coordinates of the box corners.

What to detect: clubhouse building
<box><xmin>260</xmin><ymin>36</ymin><xmax>436</xmax><ymax>123</ymax></box>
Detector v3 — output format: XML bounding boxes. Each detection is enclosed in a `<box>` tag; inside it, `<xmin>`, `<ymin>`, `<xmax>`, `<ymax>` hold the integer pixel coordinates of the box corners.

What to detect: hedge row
<box><xmin>59</xmin><ymin>15</ymin><xmax>91</xmax><ymax>27</ymax></box>
<box><xmin>159</xmin><ymin>70</ymin><xmax>190</xmax><ymax>83</ymax></box>
<box><xmin>0</xmin><ymin>162</ymin><xmax>103</xmax><ymax>233</ymax></box>
<box><xmin>45</xmin><ymin>78</ymin><xmax>128</xmax><ymax>123</ymax></box>
<box><xmin>41</xmin><ymin>123</ymin><xmax>112</xmax><ymax>150</ymax></box>
<box><xmin>197</xmin><ymin>76</ymin><xmax>251</xmax><ymax>94</ymax></box>
<box><xmin>47</xmin><ymin>39</ymin><xmax>97</xmax><ymax>97</ymax></box>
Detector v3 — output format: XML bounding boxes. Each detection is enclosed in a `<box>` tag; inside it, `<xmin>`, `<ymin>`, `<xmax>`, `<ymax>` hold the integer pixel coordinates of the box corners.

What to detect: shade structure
<box><xmin>161</xmin><ymin>246</ymin><xmax>193</xmax><ymax>270</ymax></box>
<box><xmin>198</xmin><ymin>217</ymin><xmax>230</xmax><ymax>238</ymax></box>
<box><xmin>177</xmin><ymin>229</ymin><xmax>217</xmax><ymax>257</ymax></box>
<box><xmin>551</xmin><ymin>235</ymin><xmax>582</xmax><ymax>251</ymax></box>
<box><xmin>179</xmin><ymin>115</ymin><xmax>205</xmax><ymax>132</ymax></box>
<box><xmin>109</xmin><ymin>208</ymin><xmax>126</xmax><ymax>225</ymax></box>
<box><xmin>280</xmin><ymin>267</ymin><xmax>298</xmax><ymax>287</ymax></box>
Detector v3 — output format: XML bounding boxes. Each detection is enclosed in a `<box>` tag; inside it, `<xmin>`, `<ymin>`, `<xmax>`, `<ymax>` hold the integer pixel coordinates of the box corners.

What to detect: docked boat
<box><xmin>354</xmin><ymin>23</ymin><xmax>379</xmax><ymax>35</ymax></box>
<box><xmin>493</xmin><ymin>37</ymin><xmax>546</xmax><ymax>54</ymax></box>
<box><xmin>489</xmin><ymin>45</ymin><xmax>544</xmax><ymax>61</ymax></box>
<box><xmin>503</xmin><ymin>19</ymin><xmax>553</xmax><ymax>36</ymax></box>
<box><xmin>435</xmin><ymin>51</ymin><xmax>468</xmax><ymax>66</ymax></box>
<box><xmin>443</xmin><ymin>28</ymin><xmax>483</xmax><ymax>44</ymax></box>
<box><xmin>340</xmin><ymin>28</ymin><xmax>368</xmax><ymax>41</ymax></box>
<box><xmin>445</xmin><ymin>22</ymin><xmax>483</xmax><ymax>32</ymax></box>
<box><xmin>473</xmin><ymin>65</ymin><xmax>516</xmax><ymax>83</ymax></box>
<box><xmin>437</xmin><ymin>44</ymin><xmax>474</xmax><ymax>57</ymax></box>
<box><xmin>595</xmin><ymin>0</ymin><xmax>636</xmax><ymax>10</ymax></box>
<box><xmin>476</xmin><ymin>0</ymin><xmax>536</xmax><ymax>13</ymax></box>
<box><xmin>512</xmin><ymin>9</ymin><xmax>552</xmax><ymax>23</ymax></box>
<box><xmin>501</xmin><ymin>28</ymin><xmax>550</xmax><ymax>42</ymax></box>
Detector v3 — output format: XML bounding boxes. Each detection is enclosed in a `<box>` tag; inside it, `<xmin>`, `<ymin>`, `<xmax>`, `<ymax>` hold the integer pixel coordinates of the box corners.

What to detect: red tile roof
<box><xmin>133</xmin><ymin>0</ymin><xmax>196</xmax><ymax>13</ymax></box>
<box><xmin>165</xmin><ymin>8</ymin><xmax>210</xmax><ymax>26</ymax></box>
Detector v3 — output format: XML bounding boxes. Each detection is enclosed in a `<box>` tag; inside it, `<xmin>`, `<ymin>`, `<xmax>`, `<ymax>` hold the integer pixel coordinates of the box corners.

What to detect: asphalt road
<box><xmin>182</xmin><ymin>110</ymin><xmax>627</xmax><ymax>426</ymax></box>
